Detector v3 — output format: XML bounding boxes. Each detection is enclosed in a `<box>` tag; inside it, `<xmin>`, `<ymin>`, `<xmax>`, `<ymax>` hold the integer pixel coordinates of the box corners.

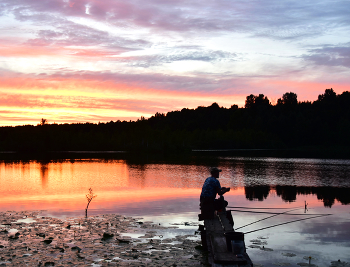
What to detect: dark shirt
<box><xmin>200</xmin><ymin>176</ymin><xmax>221</xmax><ymax>200</ymax></box>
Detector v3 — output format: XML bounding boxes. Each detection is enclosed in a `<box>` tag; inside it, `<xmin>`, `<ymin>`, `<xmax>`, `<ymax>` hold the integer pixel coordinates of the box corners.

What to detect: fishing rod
<box><xmin>227</xmin><ymin>209</ymin><xmax>331</xmax><ymax>216</ymax></box>
<box><xmin>227</xmin><ymin>206</ymin><xmax>300</xmax><ymax>210</ymax></box>
<box><xmin>228</xmin><ymin>201</ymin><xmax>308</xmax><ymax>211</ymax></box>
<box><xmin>235</xmin><ymin>207</ymin><xmax>302</xmax><ymax>230</ymax></box>
<box><xmin>216</xmin><ymin>213</ymin><xmax>226</xmax><ymax>231</ymax></box>
<box><xmin>243</xmin><ymin>214</ymin><xmax>331</xmax><ymax>234</ymax></box>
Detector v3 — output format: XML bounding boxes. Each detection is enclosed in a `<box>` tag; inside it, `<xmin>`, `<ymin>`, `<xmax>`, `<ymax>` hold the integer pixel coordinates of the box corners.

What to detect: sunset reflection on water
<box><xmin>1</xmin><ymin>158</ymin><xmax>349</xmax><ymax>216</ymax></box>
<box><xmin>1</xmin><ymin>157</ymin><xmax>350</xmax><ymax>266</ymax></box>
<box><xmin>0</xmin><ymin>159</ymin><xmax>207</xmax><ymax>215</ymax></box>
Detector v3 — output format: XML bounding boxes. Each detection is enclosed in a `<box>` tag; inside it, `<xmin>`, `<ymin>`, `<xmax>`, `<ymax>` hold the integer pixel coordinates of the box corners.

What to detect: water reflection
<box><xmin>1</xmin><ymin>157</ymin><xmax>350</xmax><ymax>211</ymax></box>
<box><xmin>244</xmin><ymin>185</ymin><xmax>350</xmax><ymax>207</ymax></box>
<box><xmin>299</xmin><ymin>213</ymin><xmax>350</xmax><ymax>244</ymax></box>
<box><xmin>40</xmin><ymin>161</ymin><xmax>49</xmax><ymax>188</ymax></box>
<box><xmin>0</xmin><ymin>156</ymin><xmax>349</xmax><ymax>266</ymax></box>
<box><xmin>220</xmin><ymin>156</ymin><xmax>350</xmax><ymax>187</ymax></box>
<box><xmin>244</xmin><ymin>186</ymin><xmax>270</xmax><ymax>201</ymax></box>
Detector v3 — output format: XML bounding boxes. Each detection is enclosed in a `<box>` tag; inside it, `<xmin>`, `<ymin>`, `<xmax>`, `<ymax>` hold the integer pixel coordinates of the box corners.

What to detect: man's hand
<box><xmin>219</xmin><ymin>187</ymin><xmax>230</xmax><ymax>195</ymax></box>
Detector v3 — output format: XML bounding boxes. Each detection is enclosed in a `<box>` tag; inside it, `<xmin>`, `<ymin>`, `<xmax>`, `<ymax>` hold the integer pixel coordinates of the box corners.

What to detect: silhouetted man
<box><xmin>200</xmin><ymin>167</ymin><xmax>230</xmax><ymax>219</ymax></box>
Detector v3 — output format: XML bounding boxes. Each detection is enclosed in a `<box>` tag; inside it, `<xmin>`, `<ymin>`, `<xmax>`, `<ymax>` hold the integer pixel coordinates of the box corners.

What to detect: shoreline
<box><xmin>0</xmin><ymin>211</ymin><xmax>205</xmax><ymax>266</ymax></box>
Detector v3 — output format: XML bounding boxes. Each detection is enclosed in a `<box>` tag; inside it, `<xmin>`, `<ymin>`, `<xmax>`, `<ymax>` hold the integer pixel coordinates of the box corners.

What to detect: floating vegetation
<box><xmin>250</xmin><ymin>239</ymin><xmax>268</xmax><ymax>245</ymax></box>
<box><xmin>330</xmin><ymin>260</ymin><xmax>350</xmax><ymax>267</ymax></box>
<box><xmin>0</xmin><ymin>211</ymin><xmax>206</xmax><ymax>266</ymax></box>
<box><xmin>247</xmin><ymin>244</ymin><xmax>273</xmax><ymax>251</ymax></box>
<box><xmin>260</xmin><ymin>246</ymin><xmax>273</xmax><ymax>251</ymax></box>
<box><xmin>294</xmin><ymin>256</ymin><xmax>318</xmax><ymax>266</ymax></box>
<box><xmin>282</xmin><ymin>252</ymin><xmax>297</xmax><ymax>257</ymax></box>
<box><xmin>248</xmin><ymin>238</ymin><xmax>271</xmax><ymax>251</ymax></box>
<box><xmin>273</xmin><ymin>262</ymin><xmax>291</xmax><ymax>266</ymax></box>
<box><xmin>257</xmin><ymin>236</ymin><xmax>269</xmax><ymax>239</ymax></box>
<box><xmin>303</xmin><ymin>256</ymin><xmax>317</xmax><ymax>261</ymax></box>
<box><xmin>248</xmin><ymin>245</ymin><xmax>261</xmax><ymax>249</ymax></box>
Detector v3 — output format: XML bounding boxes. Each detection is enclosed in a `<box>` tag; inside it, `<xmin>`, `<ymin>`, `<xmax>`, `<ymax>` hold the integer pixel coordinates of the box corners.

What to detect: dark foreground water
<box><xmin>0</xmin><ymin>155</ymin><xmax>349</xmax><ymax>266</ymax></box>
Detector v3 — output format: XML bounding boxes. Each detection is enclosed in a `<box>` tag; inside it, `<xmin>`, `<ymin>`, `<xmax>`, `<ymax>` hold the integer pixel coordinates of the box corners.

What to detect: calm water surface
<box><xmin>1</xmin><ymin>156</ymin><xmax>349</xmax><ymax>266</ymax></box>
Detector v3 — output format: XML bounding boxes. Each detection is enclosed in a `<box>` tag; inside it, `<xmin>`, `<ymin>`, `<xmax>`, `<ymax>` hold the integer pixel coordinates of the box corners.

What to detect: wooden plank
<box><xmin>209</xmin><ymin>234</ymin><xmax>248</xmax><ymax>264</ymax></box>
<box><xmin>204</xmin><ymin>217</ymin><xmax>224</xmax><ymax>233</ymax></box>
<box><xmin>202</xmin><ymin>210</ymin><xmax>253</xmax><ymax>267</ymax></box>
<box><xmin>218</xmin><ymin>212</ymin><xmax>234</xmax><ymax>232</ymax></box>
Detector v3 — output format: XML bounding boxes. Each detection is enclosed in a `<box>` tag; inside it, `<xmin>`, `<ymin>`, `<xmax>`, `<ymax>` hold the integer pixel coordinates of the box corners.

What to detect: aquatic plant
<box><xmin>85</xmin><ymin>188</ymin><xmax>97</xmax><ymax>218</ymax></box>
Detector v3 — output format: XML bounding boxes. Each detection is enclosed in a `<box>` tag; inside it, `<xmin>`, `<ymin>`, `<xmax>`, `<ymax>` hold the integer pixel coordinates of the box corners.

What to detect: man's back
<box><xmin>200</xmin><ymin>176</ymin><xmax>221</xmax><ymax>200</ymax></box>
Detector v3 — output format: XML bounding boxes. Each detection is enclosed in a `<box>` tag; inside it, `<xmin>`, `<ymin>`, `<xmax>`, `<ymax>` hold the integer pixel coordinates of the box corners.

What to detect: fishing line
<box><xmin>235</xmin><ymin>207</ymin><xmax>302</xmax><ymax>230</ymax></box>
<box><xmin>227</xmin><ymin>209</ymin><xmax>331</xmax><ymax>216</ymax></box>
<box><xmin>243</xmin><ymin>214</ymin><xmax>331</xmax><ymax>234</ymax></box>
<box><xmin>227</xmin><ymin>206</ymin><xmax>300</xmax><ymax>210</ymax></box>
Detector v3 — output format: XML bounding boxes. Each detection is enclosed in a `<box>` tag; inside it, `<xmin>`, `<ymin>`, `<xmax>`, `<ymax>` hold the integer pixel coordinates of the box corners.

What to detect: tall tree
<box><xmin>317</xmin><ymin>88</ymin><xmax>336</xmax><ymax>102</ymax></box>
<box><xmin>277</xmin><ymin>92</ymin><xmax>298</xmax><ymax>106</ymax></box>
<box><xmin>245</xmin><ymin>94</ymin><xmax>270</xmax><ymax>108</ymax></box>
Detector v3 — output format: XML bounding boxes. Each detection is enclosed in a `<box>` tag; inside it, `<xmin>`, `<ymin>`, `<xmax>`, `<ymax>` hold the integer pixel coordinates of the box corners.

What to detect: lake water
<box><xmin>1</xmin><ymin>155</ymin><xmax>350</xmax><ymax>266</ymax></box>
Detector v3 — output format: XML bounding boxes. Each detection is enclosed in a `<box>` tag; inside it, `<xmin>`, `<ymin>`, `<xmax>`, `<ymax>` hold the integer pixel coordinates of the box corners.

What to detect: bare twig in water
<box><xmin>85</xmin><ymin>188</ymin><xmax>97</xmax><ymax>218</ymax></box>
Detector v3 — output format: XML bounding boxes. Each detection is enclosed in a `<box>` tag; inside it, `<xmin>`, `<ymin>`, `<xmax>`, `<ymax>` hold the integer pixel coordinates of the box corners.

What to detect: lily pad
<box><xmin>282</xmin><ymin>252</ymin><xmax>297</xmax><ymax>257</ymax></box>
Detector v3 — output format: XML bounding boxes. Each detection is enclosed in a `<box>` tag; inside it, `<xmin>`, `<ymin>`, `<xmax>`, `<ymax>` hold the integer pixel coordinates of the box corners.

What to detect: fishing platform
<box><xmin>199</xmin><ymin>208</ymin><xmax>253</xmax><ymax>267</ymax></box>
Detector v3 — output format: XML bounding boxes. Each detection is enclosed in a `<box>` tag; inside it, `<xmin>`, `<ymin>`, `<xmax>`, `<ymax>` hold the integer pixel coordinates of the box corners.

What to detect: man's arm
<box><xmin>217</xmin><ymin>186</ymin><xmax>230</xmax><ymax>195</ymax></box>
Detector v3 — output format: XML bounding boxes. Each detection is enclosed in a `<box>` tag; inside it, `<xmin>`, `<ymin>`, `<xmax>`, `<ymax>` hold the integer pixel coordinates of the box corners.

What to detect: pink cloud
<box><xmin>0</xmin><ymin>43</ymin><xmax>130</xmax><ymax>59</ymax></box>
<box><xmin>0</xmin><ymin>45</ymin><xmax>61</xmax><ymax>57</ymax></box>
<box><xmin>249</xmin><ymin>79</ymin><xmax>350</xmax><ymax>102</ymax></box>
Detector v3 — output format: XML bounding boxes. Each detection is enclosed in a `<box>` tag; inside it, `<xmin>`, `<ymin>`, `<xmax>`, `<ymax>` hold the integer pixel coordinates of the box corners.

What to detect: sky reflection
<box><xmin>1</xmin><ymin>158</ymin><xmax>350</xmax><ymax>214</ymax></box>
<box><xmin>0</xmin><ymin>157</ymin><xmax>349</xmax><ymax>266</ymax></box>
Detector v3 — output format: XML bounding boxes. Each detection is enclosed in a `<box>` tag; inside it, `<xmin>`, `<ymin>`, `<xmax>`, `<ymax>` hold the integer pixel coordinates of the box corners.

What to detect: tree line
<box><xmin>0</xmin><ymin>88</ymin><xmax>349</xmax><ymax>155</ymax></box>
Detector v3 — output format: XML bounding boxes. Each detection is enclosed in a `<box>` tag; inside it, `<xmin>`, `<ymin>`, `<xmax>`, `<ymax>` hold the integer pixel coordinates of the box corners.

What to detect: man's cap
<box><xmin>210</xmin><ymin>167</ymin><xmax>222</xmax><ymax>173</ymax></box>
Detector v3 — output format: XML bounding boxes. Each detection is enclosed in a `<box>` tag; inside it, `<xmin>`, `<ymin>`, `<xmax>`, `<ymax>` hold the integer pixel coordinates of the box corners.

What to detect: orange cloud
<box><xmin>0</xmin><ymin>71</ymin><xmax>247</xmax><ymax>126</ymax></box>
<box><xmin>1</xmin><ymin>68</ymin><xmax>348</xmax><ymax>126</ymax></box>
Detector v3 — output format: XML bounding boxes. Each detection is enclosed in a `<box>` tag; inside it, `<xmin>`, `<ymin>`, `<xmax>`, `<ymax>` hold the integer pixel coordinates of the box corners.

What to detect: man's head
<box><xmin>210</xmin><ymin>167</ymin><xmax>222</xmax><ymax>178</ymax></box>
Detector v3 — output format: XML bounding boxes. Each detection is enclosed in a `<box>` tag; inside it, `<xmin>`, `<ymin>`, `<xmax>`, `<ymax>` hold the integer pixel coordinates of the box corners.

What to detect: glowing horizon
<box><xmin>1</xmin><ymin>0</ymin><xmax>349</xmax><ymax>126</ymax></box>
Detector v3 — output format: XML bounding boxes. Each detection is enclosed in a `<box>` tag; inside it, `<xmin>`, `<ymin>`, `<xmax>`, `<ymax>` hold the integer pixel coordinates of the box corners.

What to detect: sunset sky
<box><xmin>1</xmin><ymin>0</ymin><xmax>349</xmax><ymax>126</ymax></box>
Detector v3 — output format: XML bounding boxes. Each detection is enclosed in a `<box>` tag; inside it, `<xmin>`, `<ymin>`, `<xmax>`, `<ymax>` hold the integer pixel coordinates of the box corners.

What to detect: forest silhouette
<box><xmin>0</xmin><ymin>88</ymin><xmax>349</xmax><ymax>156</ymax></box>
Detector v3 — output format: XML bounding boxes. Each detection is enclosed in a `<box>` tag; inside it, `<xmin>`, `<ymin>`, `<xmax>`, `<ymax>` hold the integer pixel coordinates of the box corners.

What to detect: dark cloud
<box><xmin>303</xmin><ymin>43</ymin><xmax>350</xmax><ymax>68</ymax></box>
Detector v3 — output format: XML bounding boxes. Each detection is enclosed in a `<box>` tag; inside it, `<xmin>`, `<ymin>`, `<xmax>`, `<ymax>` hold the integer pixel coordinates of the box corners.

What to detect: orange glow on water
<box><xmin>1</xmin><ymin>158</ymin><xmax>347</xmax><ymax>216</ymax></box>
<box><xmin>0</xmin><ymin>160</ymin><xmax>248</xmax><ymax>213</ymax></box>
